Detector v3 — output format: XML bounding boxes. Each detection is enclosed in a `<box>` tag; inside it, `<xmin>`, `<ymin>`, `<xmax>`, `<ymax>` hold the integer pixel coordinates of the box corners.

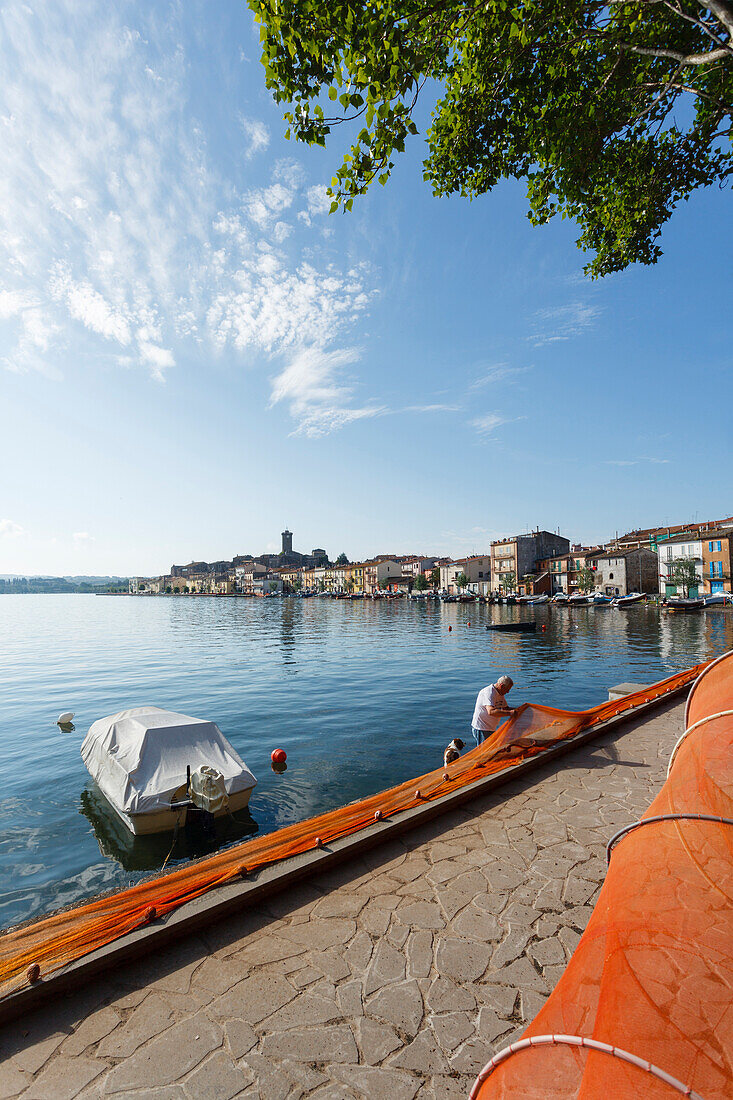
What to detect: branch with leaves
<box><xmin>249</xmin><ymin>0</ymin><xmax>732</xmax><ymax>275</ymax></box>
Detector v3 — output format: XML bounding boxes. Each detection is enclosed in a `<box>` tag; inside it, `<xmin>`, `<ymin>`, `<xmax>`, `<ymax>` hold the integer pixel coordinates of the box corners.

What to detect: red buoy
<box><xmin>271</xmin><ymin>748</ymin><xmax>287</xmax><ymax>764</ymax></box>
<box><xmin>448</xmin><ymin>625</ymin><xmax>452</xmax><ymax>632</ymax></box>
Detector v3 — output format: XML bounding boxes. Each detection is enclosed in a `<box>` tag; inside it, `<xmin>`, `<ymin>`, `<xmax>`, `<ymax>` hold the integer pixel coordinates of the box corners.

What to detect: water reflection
<box><xmin>79</xmin><ymin>785</ymin><xmax>259</xmax><ymax>873</ymax></box>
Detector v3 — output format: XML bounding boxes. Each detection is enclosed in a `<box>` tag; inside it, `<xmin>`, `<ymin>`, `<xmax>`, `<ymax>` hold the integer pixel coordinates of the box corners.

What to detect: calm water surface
<box><xmin>1</xmin><ymin>594</ymin><xmax>730</xmax><ymax>929</ymax></box>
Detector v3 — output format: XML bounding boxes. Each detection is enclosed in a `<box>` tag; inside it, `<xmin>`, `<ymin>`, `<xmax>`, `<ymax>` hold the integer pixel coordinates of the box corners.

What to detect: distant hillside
<box><xmin>0</xmin><ymin>576</ymin><xmax>129</xmax><ymax>594</ymax></box>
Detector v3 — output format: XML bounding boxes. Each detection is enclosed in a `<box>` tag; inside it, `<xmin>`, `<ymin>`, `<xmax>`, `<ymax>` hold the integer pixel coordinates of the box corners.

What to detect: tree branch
<box><xmin>618</xmin><ymin>43</ymin><xmax>732</xmax><ymax>65</ymax></box>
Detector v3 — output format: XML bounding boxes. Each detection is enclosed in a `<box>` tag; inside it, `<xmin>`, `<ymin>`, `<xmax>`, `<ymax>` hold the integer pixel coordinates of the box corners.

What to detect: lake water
<box><xmin>1</xmin><ymin>594</ymin><xmax>730</xmax><ymax>930</ymax></box>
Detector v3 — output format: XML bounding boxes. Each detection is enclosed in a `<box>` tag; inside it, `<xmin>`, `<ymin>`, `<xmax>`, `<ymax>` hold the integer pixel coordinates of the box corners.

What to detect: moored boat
<box><xmin>613</xmin><ymin>592</ymin><xmax>645</xmax><ymax>606</ymax></box>
<box><xmin>486</xmin><ymin>621</ymin><xmax>537</xmax><ymax>633</ymax></box>
<box><xmin>665</xmin><ymin>597</ymin><xmax>705</xmax><ymax>612</ymax></box>
<box><xmin>81</xmin><ymin>707</ymin><xmax>257</xmax><ymax>835</ymax></box>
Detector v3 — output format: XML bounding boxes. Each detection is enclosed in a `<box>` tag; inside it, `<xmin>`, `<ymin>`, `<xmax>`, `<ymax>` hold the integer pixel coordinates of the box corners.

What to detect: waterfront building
<box><xmin>657</xmin><ymin>536</ymin><xmax>704</xmax><ymax>597</ymax></box>
<box><xmin>401</xmin><ymin>557</ymin><xmax>438</xmax><ymax>578</ymax></box>
<box><xmin>539</xmin><ymin>547</ymin><xmax>603</xmax><ymax>595</ymax></box>
<box><xmin>593</xmin><ymin>548</ymin><xmax>658</xmax><ymax>596</ymax></box>
<box><xmin>491</xmin><ymin>531</ymin><xmax>570</xmax><ymax>593</ymax></box>
<box><xmin>236</xmin><ymin>562</ymin><xmax>268</xmax><ymax>594</ymax></box>
<box><xmin>608</xmin><ymin>514</ymin><xmax>733</xmax><ymax>553</ymax></box>
<box><xmin>701</xmin><ymin>531</ymin><xmax>732</xmax><ymax>594</ymax></box>
<box><xmin>349</xmin><ymin>562</ymin><xmax>365</xmax><ymax>594</ymax></box>
<box><xmin>440</xmin><ymin>556</ymin><xmax>491</xmax><ymax>595</ymax></box>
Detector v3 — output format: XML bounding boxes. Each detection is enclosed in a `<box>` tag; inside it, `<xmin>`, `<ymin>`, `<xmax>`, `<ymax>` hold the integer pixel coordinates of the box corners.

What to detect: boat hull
<box><xmin>110</xmin><ymin>785</ymin><xmax>253</xmax><ymax>835</ymax></box>
<box><xmin>487</xmin><ymin>621</ymin><xmax>537</xmax><ymax>633</ymax></box>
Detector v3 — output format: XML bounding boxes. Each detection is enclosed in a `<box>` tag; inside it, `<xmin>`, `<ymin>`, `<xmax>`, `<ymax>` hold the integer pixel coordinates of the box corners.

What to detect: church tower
<box><xmin>282</xmin><ymin>528</ymin><xmax>293</xmax><ymax>555</ymax></box>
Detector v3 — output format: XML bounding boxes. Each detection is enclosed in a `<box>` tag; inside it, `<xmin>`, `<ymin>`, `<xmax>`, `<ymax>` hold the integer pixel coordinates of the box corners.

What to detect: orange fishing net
<box><xmin>0</xmin><ymin>663</ymin><xmax>706</xmax><ymax>1005</ymax></box>
<box><xmin>472</xmin><ymin>651</ymin><xmax>733</xmax><ymax>1100</ymax></box>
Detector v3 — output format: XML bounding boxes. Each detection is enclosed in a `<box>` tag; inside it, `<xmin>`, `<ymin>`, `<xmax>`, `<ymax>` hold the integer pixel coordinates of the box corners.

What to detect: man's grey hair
<box><xmin>497</xmin><ymin>675</ymin><xmax>514</xmax><ymax>689</ymax></box>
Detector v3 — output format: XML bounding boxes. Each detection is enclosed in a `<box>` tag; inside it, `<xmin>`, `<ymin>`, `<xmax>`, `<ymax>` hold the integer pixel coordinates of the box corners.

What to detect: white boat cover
<box><xmin>81</xmin><ymin>706</ymin><xmax>257</xmax><ymax>818</ymax></box>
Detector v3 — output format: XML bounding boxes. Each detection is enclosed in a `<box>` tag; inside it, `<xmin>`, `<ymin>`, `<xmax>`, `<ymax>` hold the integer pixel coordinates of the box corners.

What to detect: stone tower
<box><xmin>282</xmin><ymin>529</ymin><xmax>293</xmax><ymax>555</ymax></box>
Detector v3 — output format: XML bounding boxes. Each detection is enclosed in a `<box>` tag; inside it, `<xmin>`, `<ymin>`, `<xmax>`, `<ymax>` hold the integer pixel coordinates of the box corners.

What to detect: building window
<box><xmin>609</xmin><ymin>572</ymin><xmax>614</xmax><ymax>580</ymax></box>
<box><xmin>717</xmin><ymin>541</ymin><xmax>722</xmax><ymax>553</ymax></box>
<box><xmin>710</xmin><ymin>563</ymin><xmax>715</xmax><ymax>577</ymax></box>
<box><xmin>718</xmin><ymin>562</ymin><xmax>724</xmax><ymax>577</ymax></box>
<box><xmin>709</xmin><ymin>541</ymin><xmax>714</xmax><ymax>552</ymax></box>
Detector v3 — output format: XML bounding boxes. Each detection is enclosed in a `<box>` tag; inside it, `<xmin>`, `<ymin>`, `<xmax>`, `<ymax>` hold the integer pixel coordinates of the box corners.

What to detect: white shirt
<box><xmin>472</xmin><ymin>683</ymin><xmax>505</xmax><ymax>732</ymax></box>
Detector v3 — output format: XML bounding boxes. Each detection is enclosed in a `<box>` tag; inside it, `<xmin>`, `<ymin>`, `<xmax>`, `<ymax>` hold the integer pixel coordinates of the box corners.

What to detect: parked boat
<box><xmin>703</xmin><ymin>593</ymin><xmax>731</xmax><ymax>606</ymax></box>
<box><xmin>551</xmin><ymin>593</ymin><xmax>568</xmax><ymax>605</ymax></box>
<box><xmin>665</xmin><ymin>597</ymin><xmax>705</xmax><ymax>612</ymax></box>
<box><xmin>526</xmin><ymin>594</ymin><xmax>549</xmax><ymax>605</ymax></box>
<box><xmin>81</xmin><ymin>707</ymin><xmax>257</xmax><ymax>835</ymax></box>
<box><xmin>568</xmin><ymin>593</ymin><xmax>592</xmax><ymax>605</ymax></box>
<box><xmin>486</xmin><ymin>621</ymin><xmax>537</xmax><ymax>633</ymax></box>
<box><xmin>613</xmin><ymin>592</ymin><xmax>645</xmax><ymax>606</ymax></box>
<box><xmin>591</xmin><ymin>593</ymin><xmax>613</xmax><ymax>605</ymax></box>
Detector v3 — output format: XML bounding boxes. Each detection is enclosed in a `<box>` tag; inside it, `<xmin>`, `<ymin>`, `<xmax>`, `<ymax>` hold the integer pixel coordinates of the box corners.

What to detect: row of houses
<box><xmin>129</xmin><ymin>515</ymin><xmax>733</xmax><ymax>599</ymax></box>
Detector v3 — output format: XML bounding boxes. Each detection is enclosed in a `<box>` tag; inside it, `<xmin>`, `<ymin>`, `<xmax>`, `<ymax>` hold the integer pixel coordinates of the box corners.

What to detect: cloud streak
<box><xmin>530</xmin><ymin>302</ymin><xmax>601</xmax><ymax>346</ymax></box>
<box><xmin>471</xmin><ymin>413</ymin><xmax>525</xmax><ymax>437</ymax></box>
<box><xmin>0</xmin><ymin>3</ymin><xmax>378</xmax><ymax>430</ymax></box>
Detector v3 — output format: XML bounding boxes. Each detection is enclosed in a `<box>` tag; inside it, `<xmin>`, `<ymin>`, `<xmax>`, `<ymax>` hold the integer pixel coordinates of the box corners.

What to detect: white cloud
<box><xmin>530</xmin><ymin>302</ymin><xmax>601</xmax><ymax>346</ymax></box>
<box><xmin>72</xmin><ymin>531</ymin><xmax>94</xmax><ymax>543</ymax></box>
<box><xmin>470</xmin><ymin>363</ymin><xmax>529</xmax><ymax>388</ymax></box>
<box><xmin>471</xmin><ymin>413</ymin><xmax>525</xmax><ymax>437</ymax></box>
<box><xmin>0</xmin><ymin>5</ymin><xmax>378</xmax><ymax>426</ymax></box>
<box><xmin>240</xmin><ymin>117</ymin><xmax>269</xmax><ymax>158</ymax></box>
<box><xmin>50</xmin><ymin>267</ymin><xmax>132</xmax><ymax>345</ymax></box>
<box><xmin>298</xmin><ymin>184</ymin><xmax>332</xmax><ymax>226</ymax></box>
<box><xmin>0</xmin><ymin>519</ymin><xmax>25</xmax><ymax>538</ymax></box>
<box><xmin>406</xmin><ymin>404</ymin><xmax>461</xmax><ymax>413</ymax></box>
<box><xmin>606</xmin><ymin>457</ymin><xmax>670</xmax><ymax>467</ymax></box>
<box><xmin>270</xmin><ymin>347</ymin><xmax>384</xmax><ymax>437</ymax></box>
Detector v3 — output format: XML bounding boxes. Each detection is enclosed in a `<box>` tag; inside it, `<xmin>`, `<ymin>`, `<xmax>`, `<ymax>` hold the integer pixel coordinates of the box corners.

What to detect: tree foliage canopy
<box><xmin>249</xmin><ymin>0</ymin><xmax>732</xmax><ymax>275</ymax></box>
<box><xmin>670</xmin><ymin>556</ymin><xmax>700</xmax><ymax>594</ymax></box>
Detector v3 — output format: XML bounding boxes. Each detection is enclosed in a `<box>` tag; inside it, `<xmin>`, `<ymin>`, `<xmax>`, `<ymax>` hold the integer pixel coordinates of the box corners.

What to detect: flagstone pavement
<box><xmin>0</xmin><ymin>697</ymin><xmax>685</xmax><ymax>1100</ymax></box>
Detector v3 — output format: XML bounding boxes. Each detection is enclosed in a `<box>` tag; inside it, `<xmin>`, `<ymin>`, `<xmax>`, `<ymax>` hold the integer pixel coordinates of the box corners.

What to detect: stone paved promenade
<box><xmin>0</xmin><ymin>698</ymin><xmax>685</xmax><ymax>1100</ymax></box>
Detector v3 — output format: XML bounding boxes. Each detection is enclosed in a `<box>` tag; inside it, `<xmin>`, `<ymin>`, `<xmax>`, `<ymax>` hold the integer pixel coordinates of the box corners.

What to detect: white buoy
<box><xmin>57</xmin><ymin>712</ymin><xmax>75</xmax><ymax>725</ymax></box>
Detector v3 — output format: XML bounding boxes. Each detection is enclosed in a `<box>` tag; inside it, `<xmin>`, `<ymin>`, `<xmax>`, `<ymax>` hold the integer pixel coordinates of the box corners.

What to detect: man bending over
<box><xmin>471</xmin><ymin>675</ymin><xmax>515</xmax><ymax>746</ymax></box>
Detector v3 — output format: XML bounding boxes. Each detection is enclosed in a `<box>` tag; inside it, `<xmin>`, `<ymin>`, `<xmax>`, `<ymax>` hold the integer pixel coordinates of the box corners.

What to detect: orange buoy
<box><xmin>448</xmin><ymin>626</ymin><xmax>452</xmax><ymax>632</ymax></box>
<box><xmin>271</xmin><ymin>748</ymin><xmax>287</xmax><ymax>764</ymax></box>
<box><xmin>467</xmin><ymin>621</ymin><xmax>471</xmax><ymax>627</ymax></box>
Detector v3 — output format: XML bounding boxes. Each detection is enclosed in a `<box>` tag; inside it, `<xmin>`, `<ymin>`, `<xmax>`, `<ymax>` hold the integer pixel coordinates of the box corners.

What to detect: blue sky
<box><xmin>0</xmin><ymin>0</ymin><xmax>730</xmax><ymax>576</ymax></box>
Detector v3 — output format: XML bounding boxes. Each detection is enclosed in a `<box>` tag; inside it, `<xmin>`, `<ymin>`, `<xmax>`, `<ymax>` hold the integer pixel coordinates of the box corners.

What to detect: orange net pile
<box><xmin>0</xmin><ymin>662</ymin><xmax>705</xmax><ymax>1004</ymax></box>
<box><xmin>473</xmin><ymin>651</ymin><xmax>733</xmax><ymax>1100</ymax></box>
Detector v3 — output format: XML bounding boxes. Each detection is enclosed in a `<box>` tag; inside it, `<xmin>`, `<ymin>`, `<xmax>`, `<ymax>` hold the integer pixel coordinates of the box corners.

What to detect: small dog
<box><xmin>444</xmin><ymin>738</ymin><xmax>465</xmax><ymax>766</ymax></box>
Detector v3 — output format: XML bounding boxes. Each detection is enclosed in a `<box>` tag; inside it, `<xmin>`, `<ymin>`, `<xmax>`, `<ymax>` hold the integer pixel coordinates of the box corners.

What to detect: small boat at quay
<box><xmin>591</xmin><ymin>593</ymin><xmax>613</xmax><ymax>606</ymax></box>
<box><xmin>568</xmin><ymin>593</ymin><xmax>592</xmax><ymax>605</ymax></box>
<box><xmin>486</xmin><ymin>621</ymin><xmax>537</xmax><ymax>633</ymax></box>
<box><xmin>703</xmin><ymin>593</ymin><xmax>731</xmax><ymax>606</ymax></box>
<box><xmin>552</xmin><ymin>593</ymin><xmax>568</xmax><ymax>605</ymax></box>
<box><xmin>81</xmin><ymin>707</ymin><xmax>257</xmax><ymax>835</ymax></box>
<box><xmin>613</xmin><ymin>592</ymin><xmax>645</xmax><ymax>606</ymax></box>
<box><xmin>665</xmin><ymin>597</ymin><xmax>705</xmax><ymax>612</ymax></box>
<box><xmin>527</xmin><ymin>594</ymin><xmax>549</xmax><ymax>605</ymax></box>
